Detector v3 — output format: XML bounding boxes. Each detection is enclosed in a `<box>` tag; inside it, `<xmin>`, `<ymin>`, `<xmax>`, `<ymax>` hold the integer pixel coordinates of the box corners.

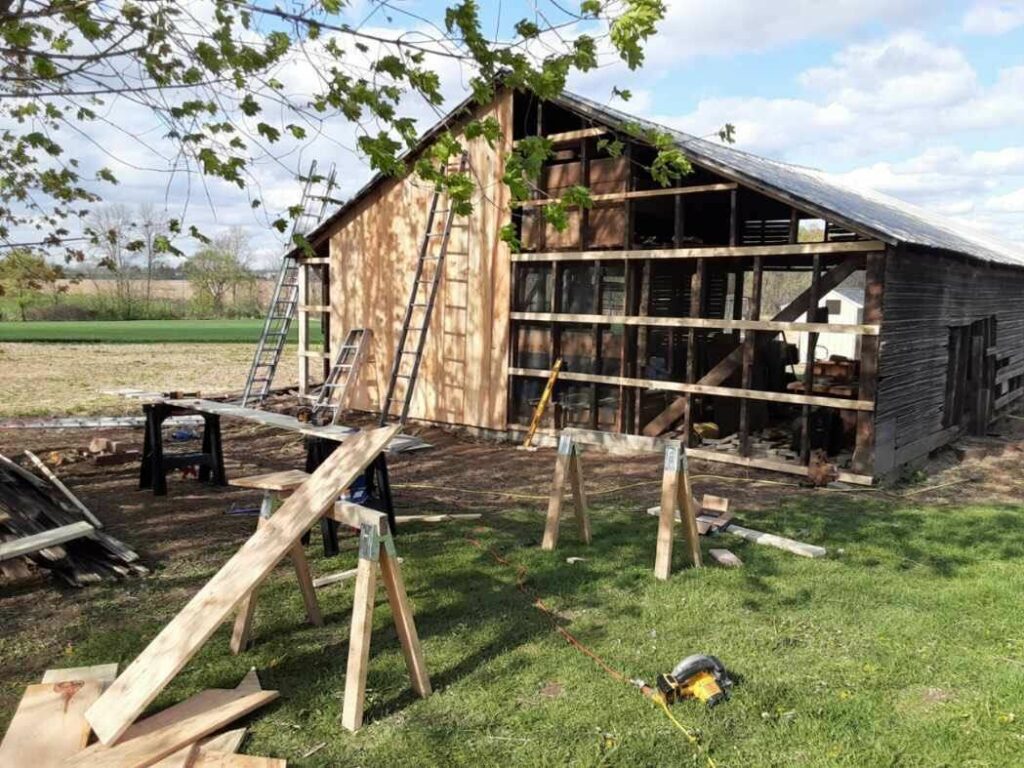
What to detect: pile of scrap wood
<box><xmin>0</xmin><ymin>452</ymin><xmax>146</xmax><ymax>585</ymax></box>
<box><xmin>0</xmin><ymin>664</ymin><xmax>286</xmax><ymax>766</ymax></box>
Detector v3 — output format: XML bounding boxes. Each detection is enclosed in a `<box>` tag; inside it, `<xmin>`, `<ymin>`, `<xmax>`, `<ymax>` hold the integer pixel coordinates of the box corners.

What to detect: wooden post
<box><xmin>320</xmin><ymin>263</ymin><xmax>332</xmax><ymax>381</ymax></box>
<box><xmin>682</xmin><ymin>259</ymin><xmax>706</xmax><ymax>442</ymax></box>
<box><xmin>341</xmin><ymin>532</ymin><xmax>378</xmax><ymax>732</ymax></box>
<box><xmin>654</xmin><ymin>440</ymin><xmax>701</xmax><ymax>580</ymax></box>
<box><xmin>634</xmin><ymin>260</ymin><xmax>652</xmax><ymax>433</ymax></box>
<box><xmin>800</xmin><ymin>254</ymin><xmax>821</xmax><ymax>463</ymax></box>
<box><xmin>379</xmin><ymin>534</ymin><xmax>431</xmax><ymax>698</ymax></box>
<box><xmin>568</xmin><ymin>448</ymin><xmax>591</xmax><ymax>544</ymax></box>
<box><xmin>852</xmin><ymin>250</ymin><xmax>884</xmax><ymax>474</ymax></box>
<box><xmin>739</xmin><ymin>257</ymin><xmax>763</xmax><ymax>457</ymax></box>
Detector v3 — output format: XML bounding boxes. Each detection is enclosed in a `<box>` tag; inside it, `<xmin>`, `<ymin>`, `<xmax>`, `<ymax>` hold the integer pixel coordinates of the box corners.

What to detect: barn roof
<box><xmin>301</xmin><ymin>87</ymin><xmax>1024</xmax><ymax>268</ymax></box>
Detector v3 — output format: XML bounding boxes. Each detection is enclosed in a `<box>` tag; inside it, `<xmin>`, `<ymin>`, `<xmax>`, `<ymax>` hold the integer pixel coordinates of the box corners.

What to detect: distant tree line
<box><xmin>1</xmin><ymin>204</ymin><xmax>271</xmax><ymax>321</ymax></box>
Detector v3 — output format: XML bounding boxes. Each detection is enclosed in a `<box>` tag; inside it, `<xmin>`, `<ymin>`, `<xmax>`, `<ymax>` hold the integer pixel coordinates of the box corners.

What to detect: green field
<box><xmin>0</xmin><ymin>319</ymin><xmax>320</xmax><ymax>344</ymax></box>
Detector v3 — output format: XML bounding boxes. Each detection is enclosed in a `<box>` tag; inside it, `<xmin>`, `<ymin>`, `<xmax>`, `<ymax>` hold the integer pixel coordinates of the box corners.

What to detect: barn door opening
<box><xmin>944</xmin><ymin>316</ymin><xmax>996</xmax><ymax>435</ymax></box>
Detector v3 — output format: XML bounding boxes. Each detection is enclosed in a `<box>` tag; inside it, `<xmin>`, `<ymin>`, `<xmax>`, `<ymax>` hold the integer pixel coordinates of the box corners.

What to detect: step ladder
<box><xmin>379</xmin><ymin>152</ymin><xmax>469</xmax><ymax>427</ymax></box>
<box><xmin>309</xmin><ymin>328</ymin><xmax>370</xmax><ymax>425</ymax></box>
<box><xmin>240</xmin><ymin>161</ymin><xmax>340</xmax><ymax>407</ymax></box>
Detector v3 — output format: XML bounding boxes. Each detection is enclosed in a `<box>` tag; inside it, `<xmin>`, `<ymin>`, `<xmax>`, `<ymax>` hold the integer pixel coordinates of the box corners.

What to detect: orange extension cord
<box><xmin>465</xmin><ymin>536</ymin><xmax>716</xmax><ymax>766</ymax></box>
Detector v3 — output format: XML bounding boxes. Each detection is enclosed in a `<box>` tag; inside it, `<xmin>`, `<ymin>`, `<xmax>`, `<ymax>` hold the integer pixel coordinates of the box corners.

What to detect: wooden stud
<box><xmin>800</xmin><ymin>254</ymin><xmax>822</xmax><ymax>464</ymax></box>
<box><xmin>682</xmin><ymin>258</ymin><xmax>706</xmax><ymax>443</ymax></box>
<box><xmin>515</xmin><ymin>182</ymin><xmax>737</xmax><ymax>207</ymax></box>
<box><xmin>568</xmin><ymin>448</ymin><xmax>592</xmax><ymax>544</ymax></box>
<box><xmin>379</xmin><ymin>541</ymin><xmax>431</xmax><ymax>698</ymax></box>
<box><xmin>509</xmin><ymin>367</ymin><xmax>875</xmax><ymax>411</ymax></box>
<box><xmin>739</xmin><ymin>256</ymin><xmax>763</xmax><ymax>457</ymax></box>
<box><xmin>341</xmin><ymin>546</ymin><xmax>378</xmax><ymax>732</ymax></box>
<box><xmin>678</xmin><ymin>448</ymin><xmax>702</xmax><ymax>569</ymax></box>
<box><xmin>510</xmin><ymin>240</ymin><xmax>887</xmax><ymax>263</ymax></box>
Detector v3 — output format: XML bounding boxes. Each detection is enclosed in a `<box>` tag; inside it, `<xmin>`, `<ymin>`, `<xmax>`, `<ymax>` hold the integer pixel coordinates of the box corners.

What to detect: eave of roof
<box><xmin>293</xmin><ymin>86</ymin><xmax>1024</xmax><ymax>269</ymax></box>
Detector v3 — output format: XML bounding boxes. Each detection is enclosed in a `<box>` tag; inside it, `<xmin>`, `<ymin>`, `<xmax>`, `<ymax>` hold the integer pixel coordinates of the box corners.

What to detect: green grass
<box><xmin>4</xmin><ymin>494</ymin><xmax>1024</xmax><ymax>766</ymax></box>
<box><xmin>0</xmin><ymin>319</ymin><xmax>321</xmax><ymax>344</ymax></box>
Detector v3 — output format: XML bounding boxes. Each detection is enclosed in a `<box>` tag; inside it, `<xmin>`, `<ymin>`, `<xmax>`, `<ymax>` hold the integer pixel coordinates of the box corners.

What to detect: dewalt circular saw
<box><xmin>655</xmin><ymin>655</ymin><xmax>733</xmax><ymax>708</ymax></box>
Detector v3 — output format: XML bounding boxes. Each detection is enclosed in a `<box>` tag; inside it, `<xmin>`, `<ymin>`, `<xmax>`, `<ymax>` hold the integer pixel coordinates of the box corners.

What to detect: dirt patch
<box><xmin>0</xmin><ymin>343</ymin><xmax>298</xmax><ymax>419</ymax></box>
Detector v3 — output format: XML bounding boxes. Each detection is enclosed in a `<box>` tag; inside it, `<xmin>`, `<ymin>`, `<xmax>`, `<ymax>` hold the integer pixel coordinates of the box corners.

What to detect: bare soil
<box><xmin>0</xmin><ymin>343</ymin><xmax>298</xmax><ymax>418</ymax></box>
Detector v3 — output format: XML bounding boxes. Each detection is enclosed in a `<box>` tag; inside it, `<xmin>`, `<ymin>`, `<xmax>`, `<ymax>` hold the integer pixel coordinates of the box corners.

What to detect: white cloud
<box><xmin>962</xmin><ymin>1</ymin><xmax>1024</xmax><ymax>35</ymax></box>
<box><xmin>646</xmin><ymin>32</ymin><xmax>1024</xmax><ymax>243</ymax></box>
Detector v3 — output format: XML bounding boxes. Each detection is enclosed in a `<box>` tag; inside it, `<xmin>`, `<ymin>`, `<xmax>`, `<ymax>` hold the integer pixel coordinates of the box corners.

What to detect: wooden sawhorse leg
<box><xmin>341</xmin><ymin>515</ymin><xmax>430</xmax><ymax>732</ymax></box>
<box><xmin>541</xmin><ymin>433</ymin><xmax>591</xmax><ymax>551</ymax></box>
<box><xmin>653</xmin><ymin>440</ymin><xmax>702</xmax><ymax>580</ymax></box>
<box><xmin>230</xmin><ymin>490</ymin><xmax>323</xmax><ymax>654</ymax></box>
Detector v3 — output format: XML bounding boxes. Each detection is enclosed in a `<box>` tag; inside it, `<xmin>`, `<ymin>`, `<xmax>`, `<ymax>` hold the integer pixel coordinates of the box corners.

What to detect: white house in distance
<box><xmin>797</xmin><ymin>283</ymin><xmax>865</xmax><ymax>361</ymax></box>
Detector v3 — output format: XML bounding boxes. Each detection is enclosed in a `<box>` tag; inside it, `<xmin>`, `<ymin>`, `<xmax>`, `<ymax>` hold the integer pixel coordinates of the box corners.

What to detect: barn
<box><xmin>279</xmin><ymin>85</ymin><xmax>1024</xmax><ymax>485</ymax></box>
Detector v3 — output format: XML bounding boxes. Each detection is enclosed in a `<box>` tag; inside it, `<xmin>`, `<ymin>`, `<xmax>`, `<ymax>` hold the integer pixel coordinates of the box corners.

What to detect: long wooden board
<box><xmin>0</xmin><ymin>521</ymin><xmax>95</xmax><ymax>561</ymax></box>
<box><xmin>72</xmin><ymin>689</ymin><xmax>278</xmax><ymax>768</ymax></box>
<box><xmin>511</xmin><ymin>240</ymin><xmax>885</xmax><ymax>262</ymax></box>
<box><xmin>0</xmin><ymin>681</ymin><xmax>102</xmax><ymax>767</ymax></box>
<box><xmin>509</xmin><ymin>311</ymin><xmax>879</xmax><ymax>336</ymax></box>
<box><xmin>85</xmin><ymin>426</ymin><xmax>399</xmax><ymax>745</ymax></box>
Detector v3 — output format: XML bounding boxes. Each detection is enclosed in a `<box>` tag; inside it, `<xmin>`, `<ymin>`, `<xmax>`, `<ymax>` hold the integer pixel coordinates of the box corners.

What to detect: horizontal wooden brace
<box><xmin>515</xmin><ymin>182</ymin><xmax>737</xmax><ymax>208</ymax></box>
<box><xmin>510</xmin><ymin>311</ymin><xmax>879</xmax><ymax>336</ymax></box>
<box><xmin>509</xmin><ymin>367</ymin><xmax>875</xmax><ymax>411</ymax></box>
<box><xmin>514</xmin><ymin>127</ymin><xmax>607</xmax><ymax>147</ymax></box>
<box><xmin>511</xmin><ymin>240</ymin><xmax>886</xmax><ymax>262</ymax></box>
<box><xmin>298</xmin><ymin>305</ymin><xmax>331</xmax><ymax>313</ymax></box>
<box><xmin>298</xmin><ymin>350</ymin><xmax>330</xmax><ymax>359</ymax></box>
<box><xmin>295</xmin><ymin>257</ymin><xmax>330</xmax><ymax>265</ymax></box>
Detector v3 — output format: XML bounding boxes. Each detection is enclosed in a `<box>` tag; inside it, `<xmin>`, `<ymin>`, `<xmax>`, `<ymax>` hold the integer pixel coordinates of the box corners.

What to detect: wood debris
<box><xmin>0</xmin><ymin>452</ymin><xmax>146</xmax><ymax>585</ymax></box>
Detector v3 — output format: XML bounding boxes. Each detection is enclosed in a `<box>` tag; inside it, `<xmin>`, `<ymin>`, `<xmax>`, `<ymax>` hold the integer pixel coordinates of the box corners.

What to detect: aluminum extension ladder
<box><xmin>379</xmin><ymin>152</ymin><xmax>469</xmax><ymax>426</ymax></box>
<box><xmin>240</xmin><ymin>161</ymin><xmax>339</xmax><ymax>406</ymax></box>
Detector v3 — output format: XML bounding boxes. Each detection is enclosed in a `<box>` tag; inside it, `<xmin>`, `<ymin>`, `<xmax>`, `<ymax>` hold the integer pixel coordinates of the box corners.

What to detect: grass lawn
<box><xmin>4</xmin><ymin>489</ymin><xmax>1023</xmax><ymax>766</ymax></box>
<box><xmin>0</xmin><ymin>319</ymin><xmax>320</xmax><ymax>344</ymax></box>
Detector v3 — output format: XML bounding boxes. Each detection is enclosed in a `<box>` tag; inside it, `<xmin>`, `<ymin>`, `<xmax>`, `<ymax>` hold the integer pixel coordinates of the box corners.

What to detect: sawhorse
<box><xmin>139</xmin><ymin>402</ymin><xmax>226</xmax><ymax>496</ymax></box>
<box><xmin>541</xmin><ymin>428</ymin><xmax>702</xmax><ymax>580</ymax></box>
<box><xmin>227</xmin><ymin>470</ymin><xmax>324</xmax><ymax>654</ymax></box>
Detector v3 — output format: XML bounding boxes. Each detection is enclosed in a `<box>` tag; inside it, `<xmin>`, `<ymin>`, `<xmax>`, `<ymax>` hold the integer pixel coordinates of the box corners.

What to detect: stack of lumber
<box><xmin>0</xmin><ymin>452</ymin><xmax>146</xmax><ymax>586</ymax></box>
<box><xmin>0</xmin><ymin>665</ymin><xmax>286</xmax><ymax>766</ymax></box>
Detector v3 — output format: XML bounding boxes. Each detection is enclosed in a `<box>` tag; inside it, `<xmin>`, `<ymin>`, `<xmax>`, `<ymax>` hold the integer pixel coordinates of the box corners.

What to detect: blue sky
<box><xmin>34</xmin><ymin>0</ymin><xmax>1024</xmax><ymax>263</ymax></box>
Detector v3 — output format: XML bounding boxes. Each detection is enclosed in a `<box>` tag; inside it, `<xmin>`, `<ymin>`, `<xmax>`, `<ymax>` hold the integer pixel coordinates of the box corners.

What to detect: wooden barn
<box><xmin>283</xmin><ymin>86</ymin><xmax>1024</xmax><ymax>485</ymax></box>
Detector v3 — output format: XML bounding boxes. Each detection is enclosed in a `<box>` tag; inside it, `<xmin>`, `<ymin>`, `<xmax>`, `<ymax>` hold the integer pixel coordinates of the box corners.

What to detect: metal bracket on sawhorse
<box><xmin>139</xmin><ymin>402</ymin><xmax>226</xmax><ymax>496</ymax></box>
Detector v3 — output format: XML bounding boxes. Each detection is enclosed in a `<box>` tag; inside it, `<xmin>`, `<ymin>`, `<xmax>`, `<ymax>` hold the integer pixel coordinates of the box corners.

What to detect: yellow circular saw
<box><xmin>656</xmin><ymin>654</ymin><xmax>734</xmax><ymax>708</ymax></box>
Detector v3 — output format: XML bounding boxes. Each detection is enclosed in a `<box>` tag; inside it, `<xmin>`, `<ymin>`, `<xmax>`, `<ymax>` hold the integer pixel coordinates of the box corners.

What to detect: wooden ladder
<box><xmin>379</xmin><ymin>152</ymin><xmax>469</xmax><ymax>427</ymax></box>
<box><xmin>310</xmin><ymin>328</ymin><xmax>370</xmax><ymax>425</ymax></box>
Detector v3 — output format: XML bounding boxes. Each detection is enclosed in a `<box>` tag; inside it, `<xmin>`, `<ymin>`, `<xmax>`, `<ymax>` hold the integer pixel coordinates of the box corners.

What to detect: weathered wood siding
<box><xmin>329</xmin><ymin>92</ymin><xmax>513</xmax><ymax>430</ymax></box>
<box><xmin>875</xmin><ymin>245</ymin><xmax>1024</xmax><ymax>472</ymax></box>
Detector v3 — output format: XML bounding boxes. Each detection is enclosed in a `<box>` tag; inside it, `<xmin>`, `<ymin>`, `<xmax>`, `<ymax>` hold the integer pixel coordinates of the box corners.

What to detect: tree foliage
<box><xmin>183</xmin><ymin>228</ymin><xmax>255</xmax><ymax>313</ymax></box>
<box><xmin>0</xmin><ymin>248</ymin><xmax>67</xmax><ymax>320</ymax></box>
<box><xmin>0</xmin><ymin>1</ymin><xmax>689</xmax><ymax>258</ymax></box>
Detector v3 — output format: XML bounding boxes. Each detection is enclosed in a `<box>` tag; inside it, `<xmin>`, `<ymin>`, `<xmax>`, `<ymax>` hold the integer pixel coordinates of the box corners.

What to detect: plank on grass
<box><xmin>0</xmin><ymin>680</ymin><xmax>103</xmax><ymax>767</ymax></box>
<box><xmin>42</xmin><ymin>663</ymin><xmax>119</xmax><ymax>687</ymax></box>
<box><xmin>163</xmin><ymin>670</ymin><xmax>260</xmax><ymax>766</ymax></box>
<box><xmin>85</xmin><ymin>425</ymin><xmax>399</xmax><ymax>745</ymax></box>
<box><xmin>71</xmin><ymin>689</ymin><xmax>278</xmax><ymax>768</ymax></box>
<box><xmin>192</xmin><ymin>752</ymin><xmax>286</xmax><ymax>767</ymax></box>
<box><xmin>0</xmin><ymin>521</ymin><xmax>95</xmax><ymax>561</ymax></box>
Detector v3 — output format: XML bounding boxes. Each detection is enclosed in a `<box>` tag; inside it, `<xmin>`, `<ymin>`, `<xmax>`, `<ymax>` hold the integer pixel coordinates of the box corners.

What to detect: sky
<box><xmin>22</xmin><ymin>0</ymin><xmax>1024</xmax><ymax>267</ymax></box>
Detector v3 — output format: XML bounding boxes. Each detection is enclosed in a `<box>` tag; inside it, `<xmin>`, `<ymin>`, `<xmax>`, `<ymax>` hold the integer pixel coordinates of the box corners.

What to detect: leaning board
<box><xmin>0</xmin><ymin>680</ymin><xmax>102</xmax><ymax>767</ymax></box>
<box><xmin>85</xmin><ymin>425</ymin><xmax>399</xmax><ymax>744</ymax></box>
